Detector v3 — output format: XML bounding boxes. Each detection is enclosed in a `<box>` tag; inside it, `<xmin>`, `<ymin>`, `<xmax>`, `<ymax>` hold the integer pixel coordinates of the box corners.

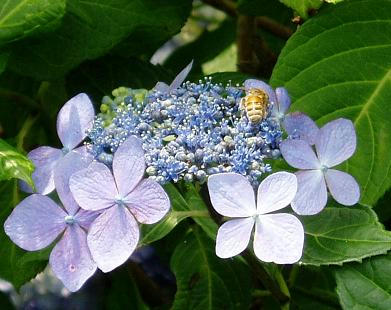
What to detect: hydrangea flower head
<box><xmin>207</xmin><ymin>172</ymin><xmax>304</xmax><ymax>264</ymax></box>
<box><xmin>70</xmin><ymin>136</ymin><xmax>170</xmax><ymax>272</ymax></box>
<box><xmin>4</xmin><ymin>152</ymin><xmax>97</xmax><ymax>292</ymax></box>
<box><xmin>23</xmin><ymin>93</ymin><xmax>94</xmax><ymax>194</ymax></box>
<box><xmin>280</xmin><ymin>118</ymin><xmax>360</xmax><ymax>215</ymax></box>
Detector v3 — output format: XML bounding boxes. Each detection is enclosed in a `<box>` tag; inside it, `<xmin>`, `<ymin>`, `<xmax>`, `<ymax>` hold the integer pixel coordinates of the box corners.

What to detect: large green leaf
<box><xmin>105</xmin><ymin>268</ymin><xmax>148</xmax><ymax>310</ymax></box>
<box><xmin>0</xmin><ymin>0</ymin><xmax>65</xmax><ymax>45</ymax></box>
<box><xmin>270</xmin><ymin>0</ymin><xmax>391</xmax><ymax>208</ymax></box>
<box><xmin>0</xmin><ymin>139</ymin><xmax>34</xmax><ymax>187</ymax></box>
<box><xmin>291</xmin><ymin>266</ymin><xmax>340</xmax><ymax>310</ymax></box>
<box><xmin>335</xmin><ymin>252</ymin><xmax>391</xmax><ymax>309</ymax></box>
<box><xmin>8</xmin><ymin>0</ymin><xmax>192</xmax><ymax>80</ymax></box>
<box><xmin>170</xmin><ymin>228</ymin><xmax>251</xmax><ymax>309</ymax></box>
<box><xmin>0</xmin><ymin>181</ymin><xmax>49</xmax><ymax>289</ymax></box>
<box><xmin>301</xmin><ymin>204</ymin><xmax>391</xmax><ymax>265</ymax></box>
<box><xmin>0</xmin><ymin>52</ymin><xmax>9</xmax><ymax>74</ymax></box>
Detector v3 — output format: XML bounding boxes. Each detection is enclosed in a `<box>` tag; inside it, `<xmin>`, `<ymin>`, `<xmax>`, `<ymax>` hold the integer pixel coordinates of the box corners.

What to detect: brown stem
<box><xmin>202</xmin><ymin>0</ymin><xmax>293</xmax><ymax>39</ymax></box>
<box><xmin>237</xmin><ymin>15</ymin><xmax>259</xmax><ymax>75</ymax></box>
<box><xmin>255</xmin><ymin>16</ymin><xmax>293</xmax><ymax>40</ymax></box>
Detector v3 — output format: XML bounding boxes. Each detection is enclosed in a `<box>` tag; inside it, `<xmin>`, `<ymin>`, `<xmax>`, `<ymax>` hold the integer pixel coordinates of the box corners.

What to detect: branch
<box><xmin>237</xmin><ymin>15</ymin><xmax>259</xmax><ymax>75</ymax></box>
<box><xmin>202</xmin><ymin>0</ymin><xmax>293</xmax><ymax>39</ymax></box>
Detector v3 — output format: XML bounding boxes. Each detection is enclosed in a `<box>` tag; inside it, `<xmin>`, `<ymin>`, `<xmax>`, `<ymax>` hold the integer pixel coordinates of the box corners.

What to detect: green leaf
<box><xmin>290</xmin><ymin>266</ymin><xmax>340</xmax><ymax>309</ymax></box>
<box><xmin>0</xmin><ymin>51</ymin><xmax>9</xmax><ymax>74</ymax></box>
<box><xmin>270</xmin><ymin>0</ymin><xmax>391</xmax><ymax>207</ymax></box>
<box><xmin>0</xmin><ymin>0</ymin><xmax>65</xmax><ymax>45</ymax></box>
<box><xmin>335</xmin><ymin>252</ymin><xmax>391</xmax><ymax>310</ymax></box>
<box><xmin>8</xmin><ymin>0</ymin><xmax>192</xmax><ymax>80</ymax></box>
<box><xmin>105</xmin><ymin>268</ymin><xmax>148</xmax><ymax>310</ymax></box>
<box><xmin>0</xmin><ymin>139</ymin><xmax>34</xmax><ymax>187</ymax></box>
<box><xmin>170</xmin><ymin>228</ymin><xmax>252</xmax><ymax>309</ymax></box>
<box><xmin>0</xmin><ymin>181</ymin><xmax>48</xmax><ymax>289</ymax></box>
<box><xmin>301</xmin><ymin>203</ymin><xmax>391</xmax><ymax>265</ymax></box>
<box><xmin>140</xmin><ymin>183</ymin><xmax>190</xmax><ymax>245</ymax></box>
<box><xmin>279</xmin><ymin>0</ymin><xmax>323</xmax><ymax>18</ymax></box>
<box><xmin>177</xmin><ymin>182</ymin><xmax>218</xmax><ymax>240</ymax></box>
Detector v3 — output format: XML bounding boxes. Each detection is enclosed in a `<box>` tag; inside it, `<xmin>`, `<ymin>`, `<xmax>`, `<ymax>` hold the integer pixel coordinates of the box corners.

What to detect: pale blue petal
<box><xmin>70</xmin><ymin>161</ymin><xmax>117</xmax><ymax>211</ymax></box>
<box><xmin>87</xmin><ymin>206</ymin><xmax>139</xmax><ymax>272</ymax></box>
<box><xmin>113</xmin><ymin>136</ymin><xmax>145</xmax><ymax>197</ymax></box>
<box><xmin>325</xmin><ymin>169</ymin><xmax>360</xmax><ymax>206</ymax></box>
<box><xmin>27</xmin><ymin>146</ymin><xmax>63</xmax><ymax>195</ymax></box>
<box><xmin>254</xmin><ymin>213</ymin><xmax>304</xmax><ymax>264</ymax></box>
<box><xmin>125</xmin><ymin>179</ymin><xmax>170</xmax><ymax>224</ymax></box>
<box><xmin>316</xmin><ymin>118</ymin><xmax>356</xmax><ymax>167</ymax></box>
<box><xmin>50</xmin><ymin>225</ymin><xmax>97</xmax><ymax>292</ymax></box>
<box><xmin>4</xmin><ymin>195</ymin><xmax>66</xmax><ymax>251</ymax></box>
<box><xmin>283</xmin><ymin>112</ymin><xmax>319</xmax><ymax>145</ymax></box>
<box><xmin>207</xmin><ymin>173</ymin><xmax>256</xmax><ymax>217</ymax></box>
<box><xmin>280</xmin><ymin>139</ymin><xmax>320</xmax><ymax>169</ymax></box>
<box><xmin>57</xmin><ymin>93</ymin><xmax>95</xmax><ymax>150</ymax></box>
<box><xmin>54</xmin><ymin>151</ymin><xmax>93</xmax><ymax>215</ymax></box>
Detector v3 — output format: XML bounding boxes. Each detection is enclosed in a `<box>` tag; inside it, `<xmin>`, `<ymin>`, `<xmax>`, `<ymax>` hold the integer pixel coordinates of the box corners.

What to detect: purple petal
<box><xmin>74</xmin><ymin>209</ymin><xmax>100</xmax><ymax>230</ymax></box>
<box><xmin>168</xmin><ymin>60</ymin><xmax>193</xmax><ymax>91</ymax></box>
<box><xmin>253</xmin><ymin>213</ymin><xmax>304</xmax><ymax>264</ymax></box>
<box><xmin>125</xmin><ymin>179</ymin><xmax>170</xmax><ymax>224</ymax></box>
<box><xmin>70</xmin><ymin>161</ymin><xmax>117</xmax><ymax>211</ymax></box>
<box><xmin>57</xmin><ymin>93</ymin><xmax>95</xmax><ymax>150</ymax></box>
<box><xmin>50</xmin><ymin>225</ymin><xmax>97</xmax><ymax>292</ymax></box>
<box><xmin>154</xmin><ymin>82</ymin><xmax>170</xmax><ymax>93</ymax></box>
<box><xmin>113</xmin><ymin>136</ymin><xmax>145</xmax><ymax>197</ymax></box>
<box><xmin>316</xmin><ymin>118</ymin><xmax>356</xmax><ymax>167</ymax></box>
<box><xmin>27</xmin><ymin>146</ymin><xmax>63</xmax><ymax>195</ymax></box>
<box><xmin>291</xmin><ymin>170</ymin><xmax>328</xmax><ymax>215</ymax></box>
<box><xmin>244</xmin><ymin>79</ymin><xmax>277</xmax><ymax>104</ymax></box>
<box><xmin>275</xmin><ymin>87</ymin><xmax>291</xmax><ymax>115</ymax></box>
<box><xmin>283</xmin><ymin>112</ymin><xmax>319</xmax><ymax>145</ymax></box>
<box><xmin>280</xmin><ymin>139</ymin><xmax>320</xmax><ymax>169</ymax></box>
<box><xmin>87</xmin><ymin>206</ymin><xmax>139</xmax><ymax>272</ymax></box>
<box><xmin>257</xmin><ymin>172</ymin><xmax>297</xmax><ymax>214</ymax></box>
<box><xmin>4</xmin><ymin>195</ymin><xmax>66</xmax><ymax>251</ymax></box>
<box><xmin>207</xmin><ymin>173</ymin><xmax>256</xmax><ymax>217</ymax></box>
<box><xmin>54</xmin><ymin>151</ymin><xmax>93</xmax><ymax>215</ymax></box>
<box><xmin>325</xmin><ymin>169</ymin><xmax>360</xmax><ymax>206</ymax></box>
<box><xmin>216</xmin><ymin>218</ymin><xmax>254</xmax><ymax>258</ymax></box>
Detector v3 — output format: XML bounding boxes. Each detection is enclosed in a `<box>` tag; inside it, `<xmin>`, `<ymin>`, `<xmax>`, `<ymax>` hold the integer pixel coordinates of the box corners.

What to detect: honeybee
<box><xmin>240</xmin><ymin>88</ymin><xmax>269</xmax><ymax>124</ymax></box>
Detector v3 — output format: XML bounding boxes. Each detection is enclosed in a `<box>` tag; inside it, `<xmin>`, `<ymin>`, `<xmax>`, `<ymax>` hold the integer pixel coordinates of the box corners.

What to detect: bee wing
<box><xmin>244</xmin><ymin>79</ymin><xmax>277</xmax><ymax>104</ymax></box>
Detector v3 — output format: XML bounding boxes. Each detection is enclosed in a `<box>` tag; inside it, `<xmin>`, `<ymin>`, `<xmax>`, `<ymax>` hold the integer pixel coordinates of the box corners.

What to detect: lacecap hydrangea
<box><xmin>4</xmin><ymin>63</ymin><xmax>360</xmax><ymax>292</ymax></box>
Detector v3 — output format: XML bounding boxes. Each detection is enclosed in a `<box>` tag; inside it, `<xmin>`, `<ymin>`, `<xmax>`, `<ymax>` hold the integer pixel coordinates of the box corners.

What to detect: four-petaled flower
<box><xmin>207</xmin><ymin>172</ymin><xmax>304</xmax><ymax>264</ymax></box>
<box><xmin>22</xmin><ymin>93</ymin><xmax>95</xmax><ymax>194</ymax></box>
<box><xmin>244</xmin><ymin>79</ymin><xmax>319</xmax><ymax>145</ymax></box>
<box><xmin>280</xmin><ymin>118</ymin><xmax>360</xmax><ymax>215</ymax></box>
<box><xmin>70</xmin><ymin>136</ymin><xmax>171</xmax><ymax>272</ymax></box>
<box><xmin>4</xmin><ymin>152</ymin><xmax>98</xmax><ymax>292</ymax></box>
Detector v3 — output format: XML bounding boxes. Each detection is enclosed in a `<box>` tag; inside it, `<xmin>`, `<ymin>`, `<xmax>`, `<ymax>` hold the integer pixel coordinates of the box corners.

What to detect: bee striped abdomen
<box><xmin>241</xmin><ymin>89</ymin><xmax>269</xmax><ymax>124</ymax></box>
